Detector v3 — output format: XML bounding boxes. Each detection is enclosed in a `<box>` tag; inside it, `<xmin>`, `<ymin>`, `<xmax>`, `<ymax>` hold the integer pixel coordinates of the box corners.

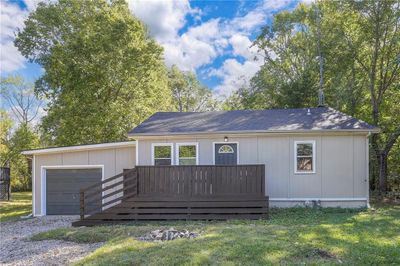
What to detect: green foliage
<box><xmin>8</xmin><ymin>124</ymin><xmax>40</xmax><ymax>191</ymax></box>
<box><xmin>168</xmin><ymin>65</ymin><xmax>217</xmax><ymax>112</ymax></box>
<box><xmin>1</xmin><ymin>75</ymin><xmax>41</xmax><ymax>191</ymax></box>
<box><xmin>226</xmin><ymin>0</ymin><xmax>400</xmax><ymax>191</ymax></box>
<box><xmin>14</xmin><ymin>0</ymin><xmax>173</xmax><ymax>145</ymax></box>
<box><xmin>31</xmin><ymin>205</ymin><xmax>400</xmax><ymax>265</ymax></box>
<box><xmin>0</xmin><ymin>110</ymin><xmax>13</xmax><ymax>166</ymax></box>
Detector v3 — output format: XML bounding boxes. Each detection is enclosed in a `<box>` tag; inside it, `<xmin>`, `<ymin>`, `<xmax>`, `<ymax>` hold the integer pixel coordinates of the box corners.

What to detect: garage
<box><xmin>45</xmin><ymin>168</ymin><xmax>102</xmax><ymax>215</ymax></box>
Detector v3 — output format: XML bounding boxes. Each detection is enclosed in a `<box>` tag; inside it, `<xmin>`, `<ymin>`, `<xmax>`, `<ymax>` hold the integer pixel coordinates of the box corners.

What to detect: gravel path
<box><xmin>0</xmin><ymin>216</ymin><xmax>102</xmax><ymax>266</ymax></box>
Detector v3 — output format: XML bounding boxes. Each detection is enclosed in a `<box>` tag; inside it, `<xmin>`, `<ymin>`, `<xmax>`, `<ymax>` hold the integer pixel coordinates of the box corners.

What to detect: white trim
<box><xmin>22</xmin><ymin>141</ymin><xmax>136</xmax><ymax>155</ymax></box>
<box><xmin>32</xmin><ymin>155</ymin><xmax>36</xmax><ymax>216</ymax></box>
<box><xmin>151</xmin><ymin>143</ymin><xmax>173</xmax><ymax>166</ymax></box>
<box><xmin>129</xmin><ymin>128</ymin><xmax>380</xmax><ymax>138</ymax></box>
<box><xmin>270</xmin><ymin>198</ymin><xmax>368</xmax><ymax>201</ymax></box>
<box><xmin>175</xmin><ymin>142</ymin><xmax>199</xmax><ymax>165</ymax></box>
<box><xmin>212</xmin><ymin>142</ymin><xmax>239</xmax><ymax>165</ymax></box>
<box><xmin>294</xmin><ymin>140</ymin><xmax>316</xmax><ymax>174</ymax></box>
<box><xmin>40</xmin><ymin>165</ymin><xmax>104</xmax><ymax>216</ymax></box>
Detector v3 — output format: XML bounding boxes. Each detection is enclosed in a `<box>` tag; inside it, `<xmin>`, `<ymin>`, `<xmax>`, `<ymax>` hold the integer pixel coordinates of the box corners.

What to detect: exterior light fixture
<box><xmin>224</xmin><ymin>136</ymin><xmax>228</xmax><ymax>142</ymax></box>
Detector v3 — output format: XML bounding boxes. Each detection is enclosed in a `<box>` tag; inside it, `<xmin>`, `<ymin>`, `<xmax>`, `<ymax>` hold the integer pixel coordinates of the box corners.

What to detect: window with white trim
<box><xmin>177</xmin><ymin>144</ymin><xmax>197</xmax><ymax>165</ymax></box>
<box><xmin>153</xmin><ymin>145</ymin><xmax>172</xmax><ymax>165</ymax></box>
<box><xmin>218</xmin><ymin>144</ymin><xmax>234</xmax><ymax>154</ymax></box>
<box><xmin>295</xmin><ymin>141</ymin><xmax>315</xmax><ymax>173</ymax></box>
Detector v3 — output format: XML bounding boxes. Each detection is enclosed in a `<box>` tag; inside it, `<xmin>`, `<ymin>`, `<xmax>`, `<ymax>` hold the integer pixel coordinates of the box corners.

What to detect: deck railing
<box><xmin>79</xmin><ymin>168</ymin><xmax>138</xmax><ymax>220</ymax></box>
<box><xmin>136</xmin><ymin>165</ymin><xmax>265</xmax><ymax>197</ymax></box>
<box><xmin>79</xmin><ymin>165</ymin><xmax>265</xmax><ymax>220</ymax></box>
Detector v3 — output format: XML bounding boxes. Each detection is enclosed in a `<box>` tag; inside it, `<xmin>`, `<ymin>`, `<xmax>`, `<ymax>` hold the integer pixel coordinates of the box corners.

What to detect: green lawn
<box><xmin>0</xmin><ymin>192</ymin><xmax>32</xmax><ymax>222</ymax></box>
<box><xmin>32</xmin><ymin>204</ymin><xmax>400</xmax><ymax>266</ymax></box>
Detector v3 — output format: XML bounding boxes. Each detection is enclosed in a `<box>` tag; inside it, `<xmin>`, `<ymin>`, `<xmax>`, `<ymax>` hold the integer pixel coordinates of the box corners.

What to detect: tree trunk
<box><xmin>378</xmin><ymin>152</ymin><xmax>388</xmax><ymax>193</ymax></box>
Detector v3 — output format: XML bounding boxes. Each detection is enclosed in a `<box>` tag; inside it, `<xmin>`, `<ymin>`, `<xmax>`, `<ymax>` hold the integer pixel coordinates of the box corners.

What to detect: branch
<box><xmin>384</xmin><ymin>127</ymin><xmax>400</xmax><ymax>155</ymax></box>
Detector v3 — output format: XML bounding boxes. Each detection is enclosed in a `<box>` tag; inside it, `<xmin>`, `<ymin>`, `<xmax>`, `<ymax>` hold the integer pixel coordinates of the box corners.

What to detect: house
<box><xmin>22</xmin><ymin>107</ymin><xmax>379</xmax><ymax>218</ymax></box>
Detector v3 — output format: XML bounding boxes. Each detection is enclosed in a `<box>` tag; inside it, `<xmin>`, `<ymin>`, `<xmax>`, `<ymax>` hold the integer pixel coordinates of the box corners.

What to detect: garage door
<box><xmin>46</xmin><ymin>168</ymin><xmax>102</xmax><ymax>215</ymax></box>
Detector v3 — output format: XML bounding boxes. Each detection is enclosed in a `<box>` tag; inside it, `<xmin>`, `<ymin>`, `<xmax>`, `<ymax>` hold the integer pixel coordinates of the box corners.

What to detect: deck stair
<box><xmin>72</xmin><ymin>165</ymin><xmax>269</xmax><ymax>227</ymax></box>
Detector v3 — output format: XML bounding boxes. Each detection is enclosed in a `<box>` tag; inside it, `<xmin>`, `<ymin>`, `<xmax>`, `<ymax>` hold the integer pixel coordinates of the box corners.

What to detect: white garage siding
<box><xmin>24</xmin><ymin>142</ymin><xmax>136</xmax><ymax>216</ymax></box>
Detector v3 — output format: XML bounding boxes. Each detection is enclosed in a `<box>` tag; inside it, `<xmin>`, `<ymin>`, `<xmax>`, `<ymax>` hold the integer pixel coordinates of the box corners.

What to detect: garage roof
<box><xmin>21</xmin><ymin>141</ymin><xmax>136</xmax><ymax>155</ymax></box>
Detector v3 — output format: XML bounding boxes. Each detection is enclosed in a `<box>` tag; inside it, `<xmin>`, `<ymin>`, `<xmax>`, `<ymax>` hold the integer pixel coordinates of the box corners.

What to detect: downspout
<box><xmin>366</xmin><ymin>132</ymin><xmax>371</xmax><ymax>208</ymax></box>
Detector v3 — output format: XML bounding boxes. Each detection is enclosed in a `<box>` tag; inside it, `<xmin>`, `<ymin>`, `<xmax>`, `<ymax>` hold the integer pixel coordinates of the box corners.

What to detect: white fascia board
<box><xmin>22</xmin><ymin>141</ymin><xmax>136</xmax><ymax>155</ymax></box>
<box><xmin>129</xmin><ymin>129</ymin><xmax>380</xmax><ymax>139</ymax></box>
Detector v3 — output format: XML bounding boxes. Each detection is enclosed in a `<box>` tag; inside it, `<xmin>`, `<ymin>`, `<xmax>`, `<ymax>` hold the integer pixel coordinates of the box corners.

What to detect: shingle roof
<box><xmin>129</xmin><ymin>107</ymin><xmax>379</xmax><ymax>136</ymax></box>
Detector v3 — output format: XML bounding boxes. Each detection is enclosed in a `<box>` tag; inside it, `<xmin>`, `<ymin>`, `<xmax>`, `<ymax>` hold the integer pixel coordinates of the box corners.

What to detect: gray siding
<box><xmin>34</xmin><ymin>146</ymin><xmax>136</xmax><ymax>216</ymax></box>
<box><xmin>137</xmin><ymin>133</ymin><xmax>368</xmax><ymax>206</ymax></box>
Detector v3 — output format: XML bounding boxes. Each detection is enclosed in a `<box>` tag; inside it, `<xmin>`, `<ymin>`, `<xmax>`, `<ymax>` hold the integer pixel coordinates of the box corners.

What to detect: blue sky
<box><xmin>1</xmin><ymin>0</ymin><xmax>307</xmax><ymax>97</ymax></box>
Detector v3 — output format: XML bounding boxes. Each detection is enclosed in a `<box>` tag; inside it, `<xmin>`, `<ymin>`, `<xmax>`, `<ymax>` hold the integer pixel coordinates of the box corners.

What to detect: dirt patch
<box><xmin>306</xmin><ymin>248</ymin><xmax>336</xmax><ymax>259</ymax></box>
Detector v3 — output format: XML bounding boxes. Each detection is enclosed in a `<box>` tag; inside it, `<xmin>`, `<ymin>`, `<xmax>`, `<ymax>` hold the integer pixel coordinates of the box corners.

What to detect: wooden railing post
<box><xmin>261</xmin><ymin>164</ymin><xmax>265</xmax><ymax>196</ymax></box>
<box><xmin>80</xmin><ymin>190</ymin><xmax>85</xmax><ymax>220</ymax></box>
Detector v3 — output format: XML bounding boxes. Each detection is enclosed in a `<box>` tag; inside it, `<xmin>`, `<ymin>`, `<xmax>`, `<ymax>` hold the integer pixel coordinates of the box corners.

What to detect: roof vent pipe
<box><xmin>307</xmin><ymin>108</ymin><xmax>311</xmax><ymax>115</ymax></box>
<box><xmin>318</xmin><ymin>89</ymin><xmax>325</xmax><ymax>107</ymax></box>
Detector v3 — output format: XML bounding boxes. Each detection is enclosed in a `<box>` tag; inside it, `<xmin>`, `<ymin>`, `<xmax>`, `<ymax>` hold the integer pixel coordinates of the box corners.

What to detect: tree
<box><xmin>14</xmin><ymin>0</ymin><xmax>172</xmax><ymax>145</ymax></box>
<box><xmin>168</xmin><ymin>65</ymin><xmax>217</xmax><ymax>112</ymax></box>
<box><xmin>0</xmin><ymin>76</ymin><xmax>41</xmax><ymax>191</ymax></box>
<box><xmin>1</xmin><ymin>75</ymin><xmax>42</xmax><ymax>125</ymax></box>
<box><xmin>228</xmin><ymin>0</ymin><xmax>400</xmax><ymax>192</ymax></box>
<box><xmin>0</xmin><ymin>110</ymin><xmax>13</xmax><ymax>167</ymax></box>
<box><xmin>8</xmin><ymin>124</ymin><xmax>40</xmax><ymax>191</ymax></box>
<box><xmin>324</xmin><ymin>0</ymin><xmax>400</xmax><ymax>192</ymax></box>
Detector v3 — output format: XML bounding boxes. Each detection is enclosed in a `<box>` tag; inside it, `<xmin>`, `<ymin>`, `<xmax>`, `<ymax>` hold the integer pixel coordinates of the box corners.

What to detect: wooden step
<box><xmin>72</xmin><ymin>196</ymin><xmax>269</xmax><ymax>227</ymax></box>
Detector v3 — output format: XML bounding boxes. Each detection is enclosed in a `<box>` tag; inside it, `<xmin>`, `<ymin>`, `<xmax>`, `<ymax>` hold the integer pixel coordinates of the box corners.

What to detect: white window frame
<box><xmin>151</xmin><ymin>143</ymin><xmax>173</xmax><ymax>166</ymax></box>
<box><xmin>175</xmin><ymin>143</ymin><xmax>199</xmax><ymax>165</ymax></box>
<box><xmin>40</xmin><ymin>165</ymin><xmax>104</xmax><ymax>216</ymax></box>
<box><xmin>294</xmin><ymin>140</ymin><xmax>316</xmax><ymax>174</ymax></box>
<box><xmin>212</xmin><ymin>142</ymin><xmax>240</xmax><ymax>165</ymax></box>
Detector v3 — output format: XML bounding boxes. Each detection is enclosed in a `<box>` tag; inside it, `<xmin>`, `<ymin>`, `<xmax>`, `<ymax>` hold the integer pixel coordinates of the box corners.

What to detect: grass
<box><xmin>31</xmin><ymin>204</ymin><xmax>400</xmax><ymax>265</ymax></box>
<box><xmin>0</xmin><ymin>191</ymin><xmax>32</xmax><ymax>222</ymax></box>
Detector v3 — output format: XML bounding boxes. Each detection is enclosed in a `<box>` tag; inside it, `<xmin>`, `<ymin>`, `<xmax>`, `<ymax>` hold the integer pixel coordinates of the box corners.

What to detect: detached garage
<box><xmin>22</xmin><ymin>141</ymin><xmax>136</xmax><ymax>216</ymax></box>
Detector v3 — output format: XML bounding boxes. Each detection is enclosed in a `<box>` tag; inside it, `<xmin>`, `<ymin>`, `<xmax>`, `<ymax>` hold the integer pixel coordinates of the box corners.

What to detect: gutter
<box><xmin>129</xmin><ymin>128</ymin><xmax>381</xmax><ymax>138</ymax></box>
<box><xmin>22</xmin><ymin>141</ymin><xmax>136</xmax><ymax>155</ymax></box>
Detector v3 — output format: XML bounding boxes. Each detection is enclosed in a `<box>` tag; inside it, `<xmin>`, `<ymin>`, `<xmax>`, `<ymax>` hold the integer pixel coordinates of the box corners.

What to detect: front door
<box><xmin>214</xmin><ymin>143</ymin><xmax>237</xmax><ymax>165</ymax></box>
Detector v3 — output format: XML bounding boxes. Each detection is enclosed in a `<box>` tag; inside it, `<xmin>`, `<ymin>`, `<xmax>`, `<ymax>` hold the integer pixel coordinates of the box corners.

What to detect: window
<box><xmin>177</xmin><ymin>143</ymin><xmax>198</xmax><ymax>165</ymax></box>
<box><xmin>218</xmin><ymin>144</ymin><xmax>234</xmax><ymax>154</ymax></box>
<box><xmin>295</xmin><ymin>141</ymin><xmax>315</xmax><ymax>173</ymax></box>
<box><xmin>152</xmin><ymin>144</ymin><xmax>172</xmax><ymax>165</ymax></box>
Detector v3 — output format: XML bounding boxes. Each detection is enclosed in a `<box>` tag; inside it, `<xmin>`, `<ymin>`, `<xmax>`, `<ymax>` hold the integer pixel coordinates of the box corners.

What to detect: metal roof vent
<box><xmin>307</xmin><ymin>108</ymin><xmax>311</xmax><ymax>115</ymax></box>
<box><xmin>318</xmin><ymin>89</ymin><xmax>325</xmax><ymax>107</ymax></box>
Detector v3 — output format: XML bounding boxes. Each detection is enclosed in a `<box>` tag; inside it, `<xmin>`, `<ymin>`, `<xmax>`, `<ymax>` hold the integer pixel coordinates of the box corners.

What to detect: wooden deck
<box><xmin>72</xmin><ymin>165</ymin><xmax>269</xmax><ymax>226</ymax></box>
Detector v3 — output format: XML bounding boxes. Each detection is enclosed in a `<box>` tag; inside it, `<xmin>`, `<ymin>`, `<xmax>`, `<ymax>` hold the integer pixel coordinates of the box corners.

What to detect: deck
<box><xmin>72</xmin><ymin>165</ymin><xmax>269</xmax><ymax>226</ymax></box>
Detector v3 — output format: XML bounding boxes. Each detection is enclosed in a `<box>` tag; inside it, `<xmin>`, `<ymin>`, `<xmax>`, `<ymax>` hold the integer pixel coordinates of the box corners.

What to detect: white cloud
<box><xmin>0</xmin><ymin>2</ymin><xmax>28</xmax><ymax>73</ymax></box>
<box><xmin>212</xmin><ymin>58</ymin><xmax>263</xmax><ymax>98</ymax></box>
<box><xmin>0</xmin><ymin>42</ymin><xmax>26</xmax><ymax>73</ymax></box>
<box><xmin>229</xmin><ymin>34</ymin><xmax>258</xmax><ymax>60</ymax></box>
<box><xmin>128</xmin><ymin>0</ymin><xmax>191</xmax><ymax>42</ymax></box>
<box><xmin>1</xmin><ymin>0</ymin><xmax>296</xmax><ymax>98</ymax></box>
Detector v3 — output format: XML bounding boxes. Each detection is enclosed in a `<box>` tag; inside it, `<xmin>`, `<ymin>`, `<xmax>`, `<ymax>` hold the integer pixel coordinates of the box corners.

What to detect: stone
<box><xmin>138</xmin><ymin>228</ymin><xmax>199</xmax><ymax>241</ymax></box>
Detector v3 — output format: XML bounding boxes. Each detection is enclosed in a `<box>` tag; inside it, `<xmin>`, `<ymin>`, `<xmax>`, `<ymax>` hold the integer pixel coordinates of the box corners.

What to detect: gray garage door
<box><xmin>46</xmin><ymin>168</ymin><xmax>102</xmax><ymax>215</ymax></box>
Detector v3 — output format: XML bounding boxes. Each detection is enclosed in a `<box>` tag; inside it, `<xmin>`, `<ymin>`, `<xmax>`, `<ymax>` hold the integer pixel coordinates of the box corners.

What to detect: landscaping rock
<box><xmin>138</xmin><ymin>228</ymin><xmax>199</xmax><ymax>241</ymax></box>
